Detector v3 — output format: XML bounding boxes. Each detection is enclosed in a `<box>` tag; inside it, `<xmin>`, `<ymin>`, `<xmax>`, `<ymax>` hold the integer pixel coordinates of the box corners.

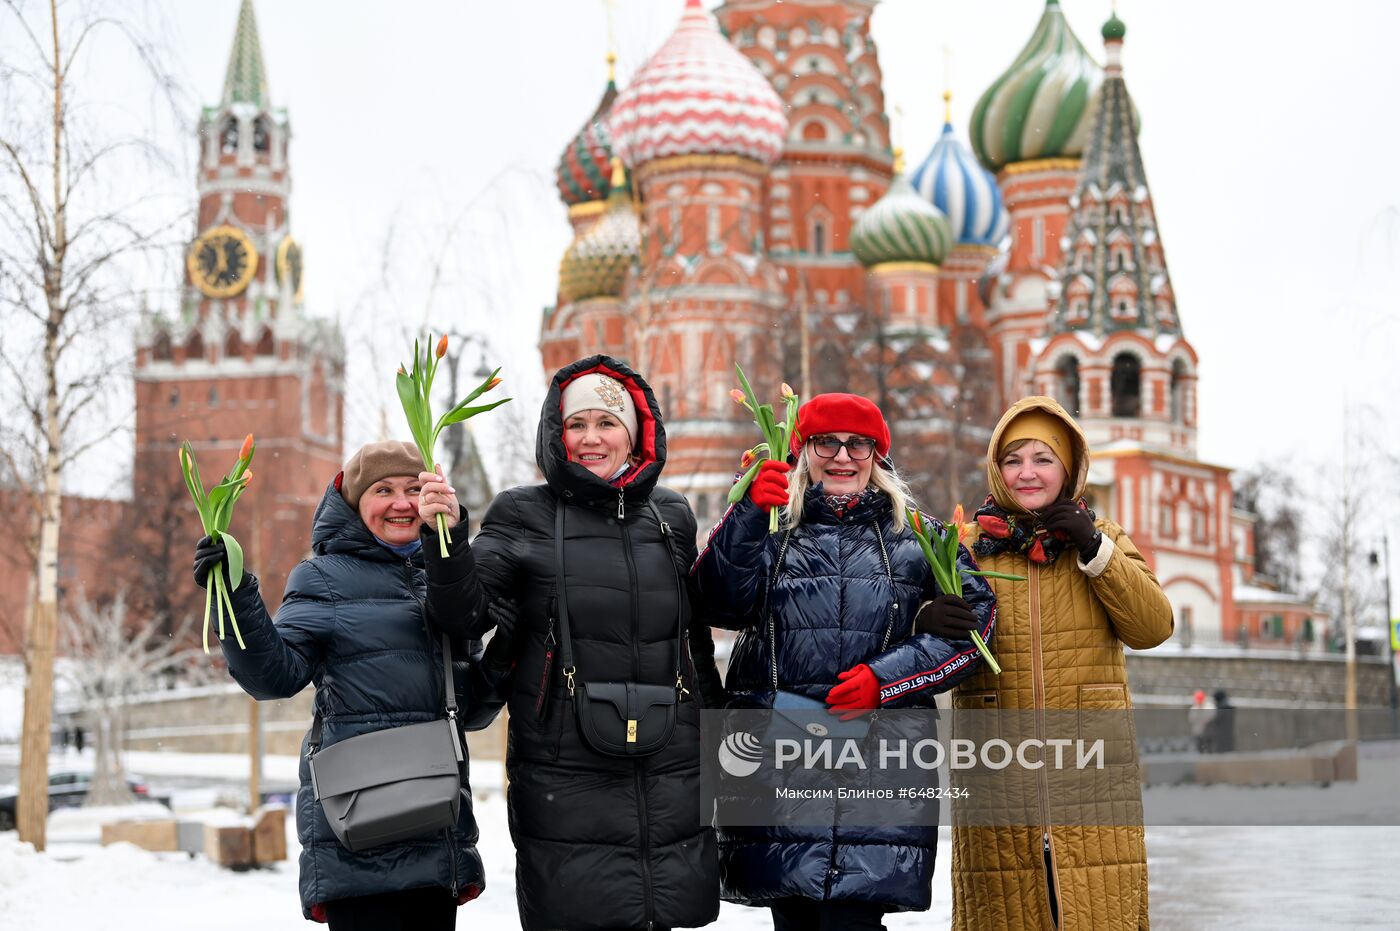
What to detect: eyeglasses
<box><xmin>809</xmin><ymin>435</ymin><xmax>877</xmax><ymax>461</ymax></box>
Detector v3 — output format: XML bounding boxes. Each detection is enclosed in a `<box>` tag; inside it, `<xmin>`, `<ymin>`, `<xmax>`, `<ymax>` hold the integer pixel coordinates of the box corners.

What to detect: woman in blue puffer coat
<box><xmin>692</xmin><ymin>393</ymin><xmax>997</xmax><ymax>931</ymax></box>
<box><xmin>192</xmin><ymin>441</ymin><xmax>486</xmax><ymax>929</ymax></box>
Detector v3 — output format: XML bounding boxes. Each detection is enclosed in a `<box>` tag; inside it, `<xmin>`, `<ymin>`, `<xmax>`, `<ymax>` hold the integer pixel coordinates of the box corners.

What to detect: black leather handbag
<box><xmin>555</xmin><ymin>500</ymin><xmax>688</xmax><ymax>758</ymax></box>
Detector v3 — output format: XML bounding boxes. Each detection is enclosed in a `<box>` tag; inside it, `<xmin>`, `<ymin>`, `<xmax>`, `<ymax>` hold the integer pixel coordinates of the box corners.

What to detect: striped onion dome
<box><xmin>910</xmin><ymin>97</ymin><xmax>1010</xmax><ymax>247</ymax></box>
<box><xmin>607</xmin><ymin>0</ymin><xmax>787</xmax><ymax>168</ymax></box>
<box><xmin>969</xmin><ymin>0</ymin><xmax>1103</xmax><ymax>173</ymax></box>
<box><xmin>851</xmin><ymin>162</ymin><xmax>953</xmax><ymax>268</ymax></box>
<box><xmin>558</xmin><ymin>160</ymin><xmax>640</xmax><ymax>303</ymax></box>
<box><xmin>556</xmin><ymin>57</ymin><xmax>619</xmax><ymax>207</ymax></box>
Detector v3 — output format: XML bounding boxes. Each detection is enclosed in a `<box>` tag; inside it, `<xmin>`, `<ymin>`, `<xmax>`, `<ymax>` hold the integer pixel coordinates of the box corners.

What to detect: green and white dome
<box><xmin>969</xmin><ymin>0</ymin><xmax>1104</xmax><ymax>173</ymax></box>
<box><xmin>851</xmin><ymin>164</ymin><xmax>953</xmax><ymax>268</ymax></box>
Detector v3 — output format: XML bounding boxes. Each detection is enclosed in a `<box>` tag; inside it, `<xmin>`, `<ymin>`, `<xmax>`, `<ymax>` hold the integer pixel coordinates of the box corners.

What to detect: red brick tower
<box><xmin>715</xmin><ymin>0</ymin><xmax>893</xmax><ymax>395</ymax></box>
<box><xmin>132</xmin><ymin>0</ymin><xmax>343</xmax><ymax>610</ymax></box>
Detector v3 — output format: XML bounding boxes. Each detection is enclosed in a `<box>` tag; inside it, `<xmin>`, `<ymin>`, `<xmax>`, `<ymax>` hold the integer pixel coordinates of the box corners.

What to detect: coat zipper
<box><xmin>620</xmin><ymin>511</ymin><xmax>641</xmax><ymax>680</ymax></box>
<box><xmin>408</xmin><ymin>559</ymin><xmax>460</xmax><ymax>900</ymax></box>
<box><xmin>635</xmin><ymin>763</ymin><xmax>655</xmax><ymax>929</ymax></box>
<box><xmin>1028</xmin><ymin>562</ymin><xmax>1061</xmax><ymax>928</ymax></box>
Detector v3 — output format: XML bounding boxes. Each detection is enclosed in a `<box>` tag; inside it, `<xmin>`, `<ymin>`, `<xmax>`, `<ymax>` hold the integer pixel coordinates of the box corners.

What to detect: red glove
<box><xmin>748</xmin><ymin>459</ymin><xmax>791</xmax><ymax>510</ymax></box>
<box><xmin>825</xmin><ymin>664</ymin><xmax>880</xmax><ymax>721</ymax></box>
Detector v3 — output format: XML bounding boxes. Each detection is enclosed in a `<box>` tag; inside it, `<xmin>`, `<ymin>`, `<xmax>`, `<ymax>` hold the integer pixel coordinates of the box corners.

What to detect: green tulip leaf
<box><xmin>223</xmin><ymin>533</ymin><xmax>245</xmax><ymax>591</ymax></box>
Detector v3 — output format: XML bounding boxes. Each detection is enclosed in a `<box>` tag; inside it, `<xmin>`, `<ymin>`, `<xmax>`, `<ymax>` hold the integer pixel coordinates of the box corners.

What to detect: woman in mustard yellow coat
<box><xmin>916</xmin><ymin>396</ymin><xmax>1173</xmax><ymax>930</ymax></box>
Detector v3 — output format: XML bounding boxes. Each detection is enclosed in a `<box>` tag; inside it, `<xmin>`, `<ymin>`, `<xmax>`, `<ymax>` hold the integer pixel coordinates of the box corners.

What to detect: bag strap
<box><xmin>555</xmin><ymin>503</ymin><xmax>578</xmax><ymax>697</ymax></box>
<box><xmin>308</xmin><ymin>628</ymin><xmax>455</xmax><ymax>755</ymax></box>
<box><xmin>555</xmin><ymin>499</ymin><xmax>688</xmax><ymax>698</ymax></box>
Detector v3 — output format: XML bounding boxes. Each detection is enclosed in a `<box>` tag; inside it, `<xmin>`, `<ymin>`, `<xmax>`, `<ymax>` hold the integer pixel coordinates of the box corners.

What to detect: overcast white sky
<box><xmin>13</xmin><ymin>1</ymin><xmax>1400</xmax><ymax>510</ymax></box>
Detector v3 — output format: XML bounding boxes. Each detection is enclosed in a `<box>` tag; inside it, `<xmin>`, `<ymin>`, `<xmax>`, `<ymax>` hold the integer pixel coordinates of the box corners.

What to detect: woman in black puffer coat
<box><xmin>193</xmin><ymin>441</ymin><xmax>486</xmax><ymax>928</ymax></box>
<box><xmin>691</xmin><ymin>393</ymin><xmax>998</xmax><ymax>931</ymax></box>
<box><xmin>419</xmin><ymin>355</ymin><xmax>723</xmax><ymax>931</ymax></box>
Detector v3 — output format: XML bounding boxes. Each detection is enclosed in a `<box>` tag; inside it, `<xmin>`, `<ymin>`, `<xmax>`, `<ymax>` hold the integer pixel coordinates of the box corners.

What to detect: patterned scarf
<box><xmin>824</xmin><ymin>489</ymin><xmax>876</xmax><ymax>519</ymax></box>
<box><xmin>971</xmin><ymin>494</ymin><xmax>1096</xmax><ymax>565</ymax></box>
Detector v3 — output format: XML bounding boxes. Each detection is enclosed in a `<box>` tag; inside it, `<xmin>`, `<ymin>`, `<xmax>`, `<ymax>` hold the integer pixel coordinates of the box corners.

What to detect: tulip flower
<box><xmin>726</xmin><ymin>364</ymin><xmax>800</xmax><ymax>533</ymax></box>
<box><xmin>396</xmin><ymin>334</ymin><xmax>512</xmax><ymax>556</ymax></box>
<box><xmin>905</xmin><ymin>506</ymin><xmax>1027</xmax><ymax>676</ymax></box>
<box><xmin>180</xmin><ymin>436</ymin><xmax>257</xmax><ymax>654</ymax></box>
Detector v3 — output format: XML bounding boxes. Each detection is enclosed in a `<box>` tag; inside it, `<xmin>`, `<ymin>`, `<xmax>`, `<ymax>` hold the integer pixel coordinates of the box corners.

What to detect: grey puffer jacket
<box><xmin>224</xmin><ymin>483</ymin><xmax>485</xmax><ymax>921</ymax></box>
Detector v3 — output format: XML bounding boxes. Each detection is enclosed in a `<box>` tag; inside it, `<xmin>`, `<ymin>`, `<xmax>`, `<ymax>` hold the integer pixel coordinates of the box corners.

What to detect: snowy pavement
<box><xmin>1</xmin><ymin>747</ymin><xmax>1398</xmax><ymax>928</ymax></box>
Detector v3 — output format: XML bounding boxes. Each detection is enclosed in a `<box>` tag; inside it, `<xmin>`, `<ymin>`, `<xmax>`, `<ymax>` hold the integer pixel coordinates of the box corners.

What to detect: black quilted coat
<box><xmin>223</xmin><ymin>483</ymin><xmax>485</xmax><ymax>921</ymax></box>
<box><xmin>691</xmin><ymin>490</ymin><xmax>997</xmax><ymax>912</ymax></box>
<box><xmin>425</xmin><ymin>355</ymin><xmax>722</xmax><ymax>930</ymax></box>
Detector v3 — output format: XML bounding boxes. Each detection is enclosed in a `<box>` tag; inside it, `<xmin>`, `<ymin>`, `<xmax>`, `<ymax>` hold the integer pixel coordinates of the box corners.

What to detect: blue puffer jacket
<box><xmin>224</xmin><ymin>482</ymin><xmax>485</xmax><ymax>921</ymax></box>
<box><xmin>692</xmin><ymin>489</ymin><xmax>996</xmax><ymax>912</ymax></box>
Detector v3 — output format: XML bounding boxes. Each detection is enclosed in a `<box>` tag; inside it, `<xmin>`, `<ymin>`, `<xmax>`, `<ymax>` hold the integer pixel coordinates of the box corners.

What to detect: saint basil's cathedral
<box><xmin>540</xmin><ymin>0</ymin><xmax>1321</xmax><ymax>647</ymax></box>
<box><xmin>0</xmin><ymin>1</ymin><xmax>1319</xmax><ymax>655</ymax></box>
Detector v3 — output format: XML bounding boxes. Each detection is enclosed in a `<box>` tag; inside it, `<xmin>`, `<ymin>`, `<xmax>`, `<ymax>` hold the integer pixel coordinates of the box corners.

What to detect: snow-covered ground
<box><xmin>1</xmin><ymin>745</ymin><xmax>1398</xmax><ymax>928</ymax></box>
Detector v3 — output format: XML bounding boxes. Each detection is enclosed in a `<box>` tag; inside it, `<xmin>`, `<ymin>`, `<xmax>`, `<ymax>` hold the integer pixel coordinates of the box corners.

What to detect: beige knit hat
<box><xmin>561</xmin><ymin>373</ymin><xmax>638</xmax><ymax>445</ymax></box>
<box><xmin>340</xmin><ymin>440</ymin><xmax>425</xmax><ymax>508</ymax></box>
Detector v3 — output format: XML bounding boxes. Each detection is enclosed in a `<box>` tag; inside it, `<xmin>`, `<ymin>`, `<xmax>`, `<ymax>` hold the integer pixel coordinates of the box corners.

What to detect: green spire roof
<box><xmin>221</xmin><ymin>0</ymin><xmax>269</xmax><ymax>107</ymax></box>
<box><xmin>1102</xmin><ymin>12</ymin><xmax>1126</xmax><ymax>41</ymax></box>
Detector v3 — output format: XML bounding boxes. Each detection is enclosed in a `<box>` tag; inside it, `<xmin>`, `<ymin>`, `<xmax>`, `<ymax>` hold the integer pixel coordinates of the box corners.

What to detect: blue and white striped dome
<box><xmin>910</xmin><ymin>119</ymin><xmax>1010</xmax><ymax>248</ymax></box>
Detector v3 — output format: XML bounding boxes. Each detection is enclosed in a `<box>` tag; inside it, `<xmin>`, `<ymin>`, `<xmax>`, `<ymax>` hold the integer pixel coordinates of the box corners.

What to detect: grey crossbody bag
<box><xmin>308</xmin><ymin>632</ymin><xmax>465</xmax><ymax>853</ymax></box>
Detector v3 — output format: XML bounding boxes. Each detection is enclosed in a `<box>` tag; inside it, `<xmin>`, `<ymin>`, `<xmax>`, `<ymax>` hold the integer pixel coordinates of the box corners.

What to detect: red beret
<box><xmin>790</xmin><ymin>393</ymin><xmax>891</xmax><ymax>458</ymax></box>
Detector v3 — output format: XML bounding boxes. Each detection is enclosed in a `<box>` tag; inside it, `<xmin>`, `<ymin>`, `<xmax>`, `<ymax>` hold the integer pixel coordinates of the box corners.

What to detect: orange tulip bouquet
<box><xmin>179</xmin><ymin>434</ymin><xmax>255</xmax><ymax>654</ymax></box>
<box><xmin>906</xmin><ymin>505</ymin><xmax>1023</xmax><ymax>676</ymax></box>
<box><xmin>726</xmin><ymin>364</ymin><xmax>799</xmax><ymax>533</ymax></box>
<box><xmin>396</xmin><ymin>334</ymin><xmax>511</xmax><ymax>556</ymax></box>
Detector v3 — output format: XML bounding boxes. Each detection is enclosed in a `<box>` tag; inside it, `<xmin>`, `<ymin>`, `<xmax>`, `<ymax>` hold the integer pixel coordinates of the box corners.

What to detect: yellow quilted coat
<box><xmin>950</xmin><ymin>397</ymin><xmax>1173</xmax><ymax>931</ymax></box>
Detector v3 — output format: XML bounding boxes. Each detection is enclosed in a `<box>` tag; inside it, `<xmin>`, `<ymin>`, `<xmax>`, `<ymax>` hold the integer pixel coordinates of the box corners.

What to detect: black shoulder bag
<box><xmin>556</xmin><ymin>500</ymin><xmax>689</xmax><ymax>758</ymax></box>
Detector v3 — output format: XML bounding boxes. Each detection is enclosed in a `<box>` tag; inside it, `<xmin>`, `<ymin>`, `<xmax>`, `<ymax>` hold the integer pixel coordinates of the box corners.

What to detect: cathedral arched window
<box><xmin>1170</xmin><ymin>358</ymin><xmax>1188</xmax><ymax>424</ymax></box>
<box><xmin>225</xmin><ymin>329</ymin><xmax>244</xmax><ymax>360</ymax></box>
<box><xmin>186</xmin><ymin>330</ymin><xmax>205</xmax><ymax>362</ymax></box>
<box><xmin>1110</xmin><ymin>352</ymin><xmax>1141</xmax><ymax>418</ymax></box>
<box><xmin>153</xmin><ymin>330</ymin><xmax>172</xmax><ymax>362</ymax></box>
<box><xmin>1055</xmin><ymin>356</ymin><xmax>1081</xmax><ymax>417</ymax></box>
<box><xmin>253</xmin><ymin>116</ymin><xmax>271</xmax><ymax>153</ymax></box>
<box><xmin>812</xmin><ymin>221</ymin><xmax>827</xmax><ymax>256</ymax></box>
<box><xmin>255</xmin><ymin>327</ymin><xmax>275</xmax><ymax>356</ymax></box>
<box><xmin>220</xmin><ymin>116</ymin><xmax>238</xmax><ymax>154</ymax></box>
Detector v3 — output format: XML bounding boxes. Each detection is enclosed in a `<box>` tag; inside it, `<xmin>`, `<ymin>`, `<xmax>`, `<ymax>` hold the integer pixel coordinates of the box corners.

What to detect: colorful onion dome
<box><xmin>969</xmin><ymin>0</ymin><xmax>1104</xmax><ymax>173</ymax></box>
<box><xmin>911</xmin><ymin>93</ymin><xmax>1010</xmax><ymax>247</ymax></box>
<box><xmin>607</xmin><ymin>0</ymin><xmax>787</xmax><ymax>168</ymax></box>
<box><xmin>851</xmin><ymin>152</ymin><xmax>954</xmax><ymax>268</ymax></box>
<box><xmin>558</xmin><ymin>160</ymin><xmax>640</xmax><ymax>303</ymax></box>
<box><xmin>557</xmin><ymin>54</ymin><xmax>619</xmax><ymax>207</ymax></box>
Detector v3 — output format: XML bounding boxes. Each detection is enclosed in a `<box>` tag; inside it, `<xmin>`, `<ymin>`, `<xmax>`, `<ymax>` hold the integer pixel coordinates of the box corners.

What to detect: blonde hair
<box><xmin>784</xmin><ymin>446</ymin><xmax>913</xmax><ymax>532</ymax></box>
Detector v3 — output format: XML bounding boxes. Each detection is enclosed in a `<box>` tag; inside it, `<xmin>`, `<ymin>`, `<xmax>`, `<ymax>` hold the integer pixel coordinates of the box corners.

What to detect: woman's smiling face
<box><xmin>805</xmin><ymin>432</ymin><xmax>876</xmax><ymax>495</ymax></box>
<box><xmin>564</xmin><ymin>408</ymin><xmax>632</xmax><ymax>479</ymax></box>
<box><xmin>357</xmin><ymin>475</ymin><xmax>424</xmax><ymax>544</ymax></box>
<box><xmin>999</xmin><ymin>439</ymin><xmax>1067</xmax><ymax>511</ymax></box>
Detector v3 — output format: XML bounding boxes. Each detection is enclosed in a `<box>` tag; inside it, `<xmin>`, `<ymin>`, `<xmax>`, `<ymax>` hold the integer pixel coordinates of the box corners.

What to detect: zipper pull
<box><xmin>617</xmin><ymin>487</ymin><xmax>625</xmax><ymax>519</ymax></box>
<box><xmin>675</xmin><ymin>673</ymin><xmax>690</xmax><ymax>696</ymax></box>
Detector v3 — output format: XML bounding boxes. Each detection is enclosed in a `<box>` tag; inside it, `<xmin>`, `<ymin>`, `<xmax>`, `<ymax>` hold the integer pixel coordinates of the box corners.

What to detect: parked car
<box><xmin>0</xmin><ymin>771</ymin><xmax>160</xmax><ymax>830</ymax></box>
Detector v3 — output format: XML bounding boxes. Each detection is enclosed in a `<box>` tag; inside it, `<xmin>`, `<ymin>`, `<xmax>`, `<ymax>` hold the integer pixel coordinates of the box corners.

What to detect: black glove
<box><xmin>192</xmin><ymin>534</ymin><xmax>229</xmax><ymax>589</ymax></box>
<box><xmin>1039</xmin><ymin>501</ymin><xmax>1101</xmax><ymax>558</ymax></box>
<box><xmin>914</xmin><ymin>595</ymin><xmax>979</xmax><ymax>640</ymax></box>
<box><xmin>480</xmin><ymin>599</ymin><xmax>519</xmax><ymax>672</ymax></box>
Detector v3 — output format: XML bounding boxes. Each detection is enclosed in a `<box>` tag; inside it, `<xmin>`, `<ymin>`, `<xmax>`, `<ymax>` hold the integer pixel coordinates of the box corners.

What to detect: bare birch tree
<box><xmin>0</xmin><ymin>0</ymin><xmax>185</xmax><ymax>849</ymax></box>
<box><xmin>57</xmin><ymin>588</ymin><xmax>202</xmax><ymax>807</ymax></box>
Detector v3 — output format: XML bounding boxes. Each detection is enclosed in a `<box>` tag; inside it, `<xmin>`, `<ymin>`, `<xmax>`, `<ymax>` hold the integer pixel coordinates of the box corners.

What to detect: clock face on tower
<box><xmin>275</xmin><ymin>235</ymin><xmax>304</xmax><ymax>301</ymax></box>
<box><xmin>187</xmin><ymin>225</ymin><xmax>258</xmax><ymax>298</ymax></box>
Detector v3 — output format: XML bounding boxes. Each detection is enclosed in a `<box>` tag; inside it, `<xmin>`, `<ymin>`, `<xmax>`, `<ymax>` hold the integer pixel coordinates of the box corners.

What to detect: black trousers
<box><xmin>771</xmin><ymin>898</ymin><xmax>886</xmax><ymax>931</ymax></box>
<box><xmin>323</xmin><ymin>886</ymin><xmax>457</xmax><ymax>931</ymax></box>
